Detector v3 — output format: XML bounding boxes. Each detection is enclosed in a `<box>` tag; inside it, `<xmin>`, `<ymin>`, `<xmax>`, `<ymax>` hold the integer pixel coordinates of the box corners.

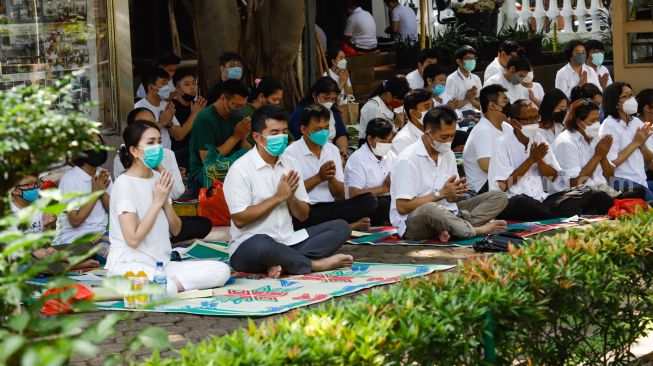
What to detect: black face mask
<box><xmin>84</xmin><ymin>149</ymin><xmax>108</xmax><ymax>167</ymax></box>
<box><xmin>182</xmin><ymin>94</ymin><xmax>196</xmax><ymax>102</ymax></box>
<box><xmin>500</xmin><ymin>101</ymin><xmax>512</xmax><ymax>118</ymax></box>
<box><xmin>552</xmin><ymin>110</ymin><xmax>567</xmax><ymax>124</ymax></box>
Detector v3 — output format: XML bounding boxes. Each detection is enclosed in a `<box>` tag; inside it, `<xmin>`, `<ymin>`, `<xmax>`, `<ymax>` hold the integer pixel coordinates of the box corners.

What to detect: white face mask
<box><xmin>371</xmin><ymin>142</ymin><xmax>392</xmax><ymax>157</ymax></box>
<box><xmin>321</xmin><ymin>101</ymin><xmax>334</xmax><ymax>110</ymax></box>
<box><xmin>336</xmin><ymin>59</ymin><xmax>348</xmax><ymax>70</ymax></box>
<box><xmin>523</xmin><ymin>71</ymin><xmax>534</xmax><ymax>83</ymax></box>
<box><xmin>520</xmin><ymin>124</ymin><xmax>539</xmax><ymax>140</ymax></box>
<box><xmin>430</xmin><ymin>139</ymin><xmax>452</xmax><ymax>153</ymax></box>
<box><xmin>417</xmin><ymin>110</ymin><xmax>428</xmax><ymax>125</ymax></box>
<box><xmin>583</xmin><ymin>121</ymin><xmax>600</xmax><ymax>139</ymax></box>
<box><xmin>623</xmin><ymin>97</ymin><xmax>638</xmax><ymax>115</ymax></box>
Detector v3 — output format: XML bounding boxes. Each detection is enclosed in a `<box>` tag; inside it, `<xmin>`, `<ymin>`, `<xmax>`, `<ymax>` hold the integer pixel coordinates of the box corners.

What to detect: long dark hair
<box><xmin>370</xmin><ymin>75</ymin><xmax>410</xmax><ymax>99</ymax></box>
<box><xmin>565</xmin><ymin>99</ymin><xmax>600</xmax><ymax>132</ymax></box>
<box><xmin>603</xmin><ymin>82</ymin><xmax>632</xmax><ymax>120</ymax></box>
<box><xmin>539</xmin><ymin>88</ymin><xmax>568</xmax><ymax>128</ymax></box>
<box><xmin>298</xmin><ymin>77</ymin><xmax>340</xmax><ymax>108</ymax></box>
<box><xmin>249</xmin><ymin>76</ymin><xmax>283</xmax><ymax>102</ymax></box>
<box><xmin>118</xmin><ymin>120</ymin><xmax>160</xmax><ymax>169</ymax></box>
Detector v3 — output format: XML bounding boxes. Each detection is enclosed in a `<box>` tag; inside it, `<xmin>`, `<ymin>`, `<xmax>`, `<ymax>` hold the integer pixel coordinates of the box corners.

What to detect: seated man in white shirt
<box><xmin>406</xmin><ymin>48</ymin><xmax>439</xmax><ymax>90</ymax></box>
<box><xmin>554</xmin><ymin>40</ymin><xmax>601</xmax><ymax>98</ymax></box>
<box><xmin>584</xmin><ymin>40</ymin><xmax>612</xmax><ymax>91</ymax></box>
<box><xmin>483</xmin><ymin>40</ymin><xmax>521</xmax><ymax>85</ymax></box>
<box><xmin>224</xmin><ymin>105</ymin><xmax>353</xmax><ymax>278</ymax></box>
<box><xmin>391</xmin><ymin>106</ymin><xmax>508</xmax><ymax>242</ymax></box>
<box><xmin>489</xmin><ymin>100</ymin><xmax>604</xmax><ymax>221</ymax></box>
<box><xmin>484</xmin><ymin>55</ymin><xmax>531</xmax><ymax>103</ymax></box>
<box><xmin>383</xmin><ymin>0</ymin><xmax>418</xmax><ymax>42</ymax></box>
<box><xmin>136</xmin><ymin>51</ymin><xmax>180</xmax><ymax>99</ymax></box>
<box><xmin>445</xmin><ymin>45</ymin><xmax>483</xmax><ymax>114</ymax></box>
<box><xmin>344</xmin><ymin>0</ymin><xmax>378</xmax><ymax>52</ymax></box>
<box><xmin>463</xmin><ymin>84</ymin><xmax>513</xmax><ymax>194</ymax></box>
<box><xmin>285</xmin><ymin>104</ymin><xmax>378</xmax><ymax>231</ymax></box>
<box><xmin>391</xmin><ymin>88</ymin><xmax>433</xmax><ymax>156</ymax></box>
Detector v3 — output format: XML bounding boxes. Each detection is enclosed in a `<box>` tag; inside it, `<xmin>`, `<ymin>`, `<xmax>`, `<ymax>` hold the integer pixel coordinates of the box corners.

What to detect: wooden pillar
<box><xmin>303</xmin><ymin>0</ymin><xmax>317</xmax><ymax>93</ymax></box>
<box><xmin>419</xmin><ymin>0</ymin><xmax>426</xmax><ymax>49</ymax></box>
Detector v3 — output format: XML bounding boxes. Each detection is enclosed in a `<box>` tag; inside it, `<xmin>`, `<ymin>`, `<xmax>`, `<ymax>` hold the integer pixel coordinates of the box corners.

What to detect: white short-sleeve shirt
<box><xmin>463</xmin><ymin>118</ymin><xmax>512</xmax><ymax>192</ymax></box>
<box><xmin>285</xmin><ymin>138</ymin><xmax>344</xmax><ymax>204</ymax></box>
<box><xmin>11</xmin><ymin>201</ymin><xmax>44</xmax><ymax>234</ymax></box>
<box><xmin>390</xmin><ymin>140</ymin><xmax>459</xmax><ymax>237</ymax></box>
<box><xmin>324</xmin><ymin>69</ymin><xmax>353</xmax><ymax>96</ymax></box>
<box><xmin>590</xmin><ymin>64</ymin><xmax>612</xmax><ymax>90</ymax></box>
<box><xmin>484</xmin><ymin>73</ymin><xmax>528</xmax><ymax>104</ymax></box>
<box><xmin>445</xmin><ymin>69</ymin><xmax>483</xmax><ymax>112</ymax></box>
<box><xmin>488</xmin><ymin>131</ymin><xmax>561</xmax><ymax>202</ymax></box>
<box><xmin>599</xmin><ymin>115</ymin><xmax>649</xmax><ymax>186</ymax></box>
<box><xmin>524</xmin><ymin>82</ymin><xmax>545</xmax><ymax>103</ymax></box>
<box><xmin>391</xmin><ymin>4</ymin><xmax>418</xmax><ymax>41</ymax></box>
<box><xmin>483</xmin><ymin>57</ymin><xmax>505</xmax><ymax>85</ymax></box>
<box><xmin>359</xmin><ymin>96</ymin><xmax>394</xmax><ymax>139</ymax></box>
<box><xmin>552</xmin><ymin>129</ymin><xmax>608</xmax><ymax>189</ymax></box>
<box><xmin>106</xmin><ymin>171</ymin><xmax>173</xmax><ymax>276</ymax></box>
<box><xmin>538</xmin><ymin>123</ymin><xmax>565</xmax><ymax>146</ymax></box>
<box><xmin>134</xmin><ymin>98</ymin><xmax>180</xmax><ymax>149</ymax></box>
<box><xmin>406</xmin><ymin>69</ymin><xmax>424</xmax><ymax>90</ymax></box>
<box><xmin>223</xmin><ymin>148</ymin><xmax>311</xmax><ymax>255</ymax></box>
<box><xmin>554</xmin><ymin>63</ymin><xmax>601</xmax><ymax>98</ymax></box>
<box><xmin>391</xmin><ymin>121</ymin><xmax>423</xmax><ymax>157</ymax></box>
<box><xmin>344</xmin><ymin>7</ymin><xmax>377</xmax><ymax>50</ymax></box>
<box><xmin>113</xmin><ymin>148</ymin><xmax>185</xmax><ymax>200</ymax></box>
<box><xmin>55</xmin><ymin>166</ymin><xmax>112</xmax><ymax>245</ymax></box>
<box><xmin>345</xmin><ymin>143</ymin><xmax>391</xmax><ymax>199</ymax></box>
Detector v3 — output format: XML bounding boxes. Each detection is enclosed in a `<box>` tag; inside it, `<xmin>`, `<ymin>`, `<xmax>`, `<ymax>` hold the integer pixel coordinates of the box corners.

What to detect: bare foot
<box><xmin>69</xmin><ymin>259</ymin><xmax>100</xmax><ymax>270</ymax></box>
<box><xmin>311</xmin><ymin>254</ymin><xmax>355</xmax><ymax>272</ymax></box>
<box><xmin>32</xmin><ymin>247</ymin><xmax>57</xmax><ymax>260</ymax></box>
<box><xmin>474</xmin><ymin>220</ymin><xmax>508</xmax><ymax>236</ymax></box>
<box><xmin>438</xmin><ymin>230</ymin><xmax>451</xmax><ymax>243</ymax></box>
<box><xmin>349</xmin><ymin>217</ymin><xmax>371</xmax><ymax>231</ymax></box>
<box><xmin>267</xmin><ymin>265</ymin><xmax>282</xmax><ymax>279</ymax></box>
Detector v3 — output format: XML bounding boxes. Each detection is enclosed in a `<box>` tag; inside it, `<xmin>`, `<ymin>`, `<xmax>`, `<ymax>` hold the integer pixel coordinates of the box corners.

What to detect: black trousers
<box><xmin>230</xmin><ymin>220</ymin><xmax>351</xmax><ymax>274</ymax></box>
<box><xmin>171</xmin><ymin>216</ymin><xmax>212</xmax><ymax>244</ymax></box>
<box><xmin>498</xmin><ymin>188</ymin><xmax>614</xmax><ymax>222</ymax></box>
<box><xmin>294</xmin><ymin>193</ymin><xmax>378</xmax><ymax>229</ymax></box>
<box><xmin>370</xmin><ymin>195</ymin><xmax>391</xmax><ymax>226</ymax></box>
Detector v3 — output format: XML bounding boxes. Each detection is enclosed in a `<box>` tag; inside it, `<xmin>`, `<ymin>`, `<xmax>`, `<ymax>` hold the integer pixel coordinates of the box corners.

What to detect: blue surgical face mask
<box><xmin>432</xmin><ymin>84</ymin><xmax>446</xmax><ymax>96</ymax></box>
<box><xmin>156</xmin><ymin>84</ymin><xmax>173</xmax><ymax>100</ymax></box>
<box><xmin>591</xmin><ymin>52</ymin><xmax>604</xmax><ymax>66</ymax></box>
<box><xmin>463</xmin><ymin>59</ymin><xmax>476</xmax><ymax>73</ymax></box>
<box><xmin>19</xmin><ymin>187</ymin><xmax>40</xmax><ymax>203</ymax></box>
<box><xmin>141</xmin><ymin>144</ymin><xmax>164</xmax><ymax>169</ymax></box>
<box><xmin>308</xmin><ymin>129</ymin><xmax>330</xmax><ymax>147</ymax></box>
<box><xmin>264</xmin><ymin>134</ymin><xmax>289</xmax><ymax>156</ymax></box>
<box><xmin>227</xmin><ymin>67</ymin><xmax>243</xmax><ymax>80</ymax></box>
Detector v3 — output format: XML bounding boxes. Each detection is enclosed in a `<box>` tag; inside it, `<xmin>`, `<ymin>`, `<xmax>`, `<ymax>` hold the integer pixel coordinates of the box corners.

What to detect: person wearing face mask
<box><xmin>406</xmin><ymin>48</ymin><xmax>439</xmax><ymax>90</ymax></box>
<box><xmin>243</xmin><ymin>76</ymin><xmax>284</xmax><ymax>119</ymax></box>
<box><xmin>345</xmin><ymin>118</ymin><xmax>395</xmax><ymax>226</ymax></box>
<box><xmin>521</xmin><ymin>70</ymin><xmax>545</xmax><ymax>107</ymax></box>
<box><xmin>324</xmin><ymin>49</ymin><xmax>353</xmax><ymax>97</ymax></box>
<box><xmin>555</xmin><ymin>40</ymin><xmax>601</xmax><ymax>98</ymax></box>
<box><xmin>11</xmin><ymin>175</ymin><xmax>56</xmax><ymax>235</ymax></box>
<box><xmin>637</xmin><ymin>89</ymin><xmax>653</xmax><ymax>181</ymax></box>
<box><xmin>224</xmin><ymin>105</ymin><xmax>353</xmax><ymax>279</ymax></box>
<box><xmin>484</xmin><ymin>55</ymin><xmax>532</xmax><ymax>104</ymax></box>
<box><xmin>584</xmin><ymin>40</ymin><xmax>612</xmax><ymax>90</ymax></box>
<box><xmin>171</xmin><ymin>68</ymin><xmax>208</xmax><ymax>170</ymax></box>
<box><xmin>538</xmin><ymin>88</ymin><xmax>569</xmax><ymax>145</ymax></box>
<box><xmin>391</xmin><ymin>106</ymin><xmax>508</xmax><ymax>243</ymax></box>
<box><xmin>445</xmin><ymin>46</ymin><xmax>483</xmax><ymax>113</ymax></box>
<box><xmin>463</xmin><ymin>84</ymin><xmax>514</xmax><ymax>194</ymax></box>
<box><xmin>391</xmin><ymin>88</ymin><xmax>433</xmax><ymax>157</ymax></box>
<box><xmin>286</xmin><ymin>104</ymin><xmax>378</xmax><ymax>231</ymax></box>
<box><xmin>289</xmin><ymin>77</ymin><xmax>350</xmax><ymax>159</ymax></box>
<box><xmin>483</xmin><ymin>40</ymin><xmax>522</xmax><ymax>85</ymax></box>
<box><xmin>359</xmin><ymin>75</ymin><xmax>410</xmax><ymax>145</ymax></box>
<box><xmin>205</xmin><ymin>52</ymin><xmax>244</xmax><ymax>105</ymax></box>
<box><xmin>109</xmin><ymin>121</ymin><xmax>230</xmax><ymax>296</ymax></box>
<box><xmin>134</xmin><ymin>68</ymin><xmax>181</xmax><ymax>150</ymax></box>
<box><xmin>136</xmin><ymin>51</ymin><xmax>181</xmax><ymax>99</ymax></box>
<box><xmin>188</xmin><ymin>79</ymin><xmax>252</xmax><ymax>196</ymax></box>
<box><xmin>599</xmin><ymin>82</ymin><xmax>653</xmax><ymax>202</ymax></box>
<box><xmin>54</xmin><ymin>133</ymin><xmax>112</xmax><ymax>263</ymax></box>
<box><xmin>424</xmin><ymin>64</ymin><xmax>461</xmax><ymax>111</ymax></box>
<box><xmin>553</xmin><ymin>99</ymin><xmax>642</xmax><ymax>202</ymax></box>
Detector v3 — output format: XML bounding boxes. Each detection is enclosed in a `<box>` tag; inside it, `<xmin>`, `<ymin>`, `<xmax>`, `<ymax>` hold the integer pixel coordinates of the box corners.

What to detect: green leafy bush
<box><xmin>142</xmin><ymin>211</ymin><xmax>653</xmax><ymax>365</ymax></box>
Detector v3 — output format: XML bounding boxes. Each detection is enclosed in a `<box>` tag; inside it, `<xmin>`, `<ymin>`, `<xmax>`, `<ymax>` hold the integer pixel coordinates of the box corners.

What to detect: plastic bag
<box><xmin>198</xmin><ymin>179</ymin><xmax>231</xmax><ymax>226</ymax></box>
<box><xmin>607</xmin><ymin>198</ymin><xmax>649</xmax><ymax>218</ymax></box>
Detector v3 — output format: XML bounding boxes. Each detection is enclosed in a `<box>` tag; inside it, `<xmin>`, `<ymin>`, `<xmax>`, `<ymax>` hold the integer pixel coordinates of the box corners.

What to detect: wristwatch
<box><xmin>434</xmin><ymin>189</ymin><xmax>440</xmax><ymax>201</ymax></box>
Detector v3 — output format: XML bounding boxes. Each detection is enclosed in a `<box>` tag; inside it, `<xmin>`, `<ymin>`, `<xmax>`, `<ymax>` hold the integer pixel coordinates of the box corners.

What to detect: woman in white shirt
<box><xmin>538</xmin><ymin>88</ymin><xmax>569</xmax><ymax>145</ymax></box>
<box><xmin>345</xmin><ymin>118</ymin><xmax>394</xmax><ymax>225</ymax></box>
<box><xmin>324</xmin><ymin>49</ymin><xmax>353</xmax><ymax>97</ymax></box>
<box><xmin>108</xmin><ymin>121</ymin><xmax>230</xmax><ymax>296</ymax></box>
<box><xmin>358</xmin><ymin>75</ymin><xmax>410</xmax><ymax>144</ymax></box>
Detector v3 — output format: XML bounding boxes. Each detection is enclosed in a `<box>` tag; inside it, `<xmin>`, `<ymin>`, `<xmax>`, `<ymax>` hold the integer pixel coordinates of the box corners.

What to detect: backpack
<box><xmin>473</xmin><ymin>232</ymin><xmax>525</xmax><ymax>253</ymax></box>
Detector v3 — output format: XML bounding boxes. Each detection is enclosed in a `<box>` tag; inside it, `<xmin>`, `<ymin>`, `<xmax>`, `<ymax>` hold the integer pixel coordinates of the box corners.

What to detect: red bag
<box><xmin>40</xmin><ymin>284</ymin><xmax>94</xmax><ymax>315</ymax></box>
<box><xmin>607</xmin><ymin>198</ymin><xmax>649</xmax><ymax>218</ymax></box>
<box><xmin>198</xmin><ymin>179</ymin><xmax>231</xmax><ymax>226</ymax></box>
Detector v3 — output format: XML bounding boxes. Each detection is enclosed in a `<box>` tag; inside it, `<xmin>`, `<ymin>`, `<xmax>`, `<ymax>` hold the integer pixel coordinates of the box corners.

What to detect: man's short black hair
<box><xmin>158</xmin><ymin>51</ymin><xmax>181</xmax><ymax>66</ymax></box>
<box><xmin>127</xmin><ymin>107</ymin><xmax>155</xmax><ymax>125</ymax></box>
<box><xmin>480</xmin><ymin>84</ymin><xmax>508</xmax><ymax>114</ymax></box>
<box><xmin>564</xmin><ymin>40</ymin><xmax>585</xmax><ymax>62</ymax></box>
<box><xmin>172</xmin><ymin>67</ymin><xmax>196</xmax><ymax>86</ymax></box>
<box><xmin>142</xmin><ymin>67</ymin><xmax>170</xmax><ymax>92</ymax></box>
<box><xmin>403</xmin><ymin>89</ymin><xmax>433</xmax><ymax>118</ymax></box>
<box><xmin>366</xmin><ymin>118</ymin><xmax>394</xmax><ymax>140</ymax></box>
<box><xmin>251</xmin><ymin>104</ymin><xmax>290</xmax><ymax>134</ymax></box>
<box><xmin>219</xmin><ymin>79</ymin><xmax>251</xmax><ymax>99</ymax></box>
<box><xmin>345</xmin><ymin>0</ymin><xmax>362</xmax><ymax>9</ymax></box>
<box><xmin>454</xmin><ymin>45</ymin><xmax>477</xmax><ymax>61</ymax></box>
<box><xmin>499</xmin><ymin>40</ymin><xmax>520</xmax><ymax>54</ymax></box>
<box><xmin>299</xmin><ymin>104</ymin><xmax>331</xmax><ymax>127</ymax></box>
<box><xmin>584</xmin><ymin>39</ymin><xmax>604</xmax><ymax>53</ymax></box>
<box><xmin>219</xmin><ymin>52</ymin><xmax>242</xmax><ymax>66</ymax></box>
<box><xmin>637</xmin><ymin>89</ymin><xmax>653</xmax><ymax>115</ymax></box>
<box><xmin>418</xmin><ymin>48</ymin><xmax>439</xmax><ymax>65</ymax></box>
<box><xmin>506</xmin><ymin>56</ymin><xmax>531</xmax><ymax>72</ymax></box>
<box><xmin>423</xmin><ymin>64</ymin><xmax>448</xmax><ymax>85</ymax></box>
<box><xmin>423</xmin><ymin>106</ymin><xmax>458</xmax><ymax>131</ymax></box>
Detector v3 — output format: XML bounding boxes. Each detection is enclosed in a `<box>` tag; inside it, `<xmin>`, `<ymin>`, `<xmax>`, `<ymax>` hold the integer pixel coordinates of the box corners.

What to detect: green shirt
<box><xmin>188</xmin><ymin>105</ymin><xmax>240</xmax><ymax>182</ymax></box>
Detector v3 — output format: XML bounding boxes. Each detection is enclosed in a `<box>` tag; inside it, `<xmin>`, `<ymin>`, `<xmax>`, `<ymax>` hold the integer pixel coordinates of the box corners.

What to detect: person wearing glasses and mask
<box><xmin>554</xmin><ymin>40</ymin><xmax>600</xmax><ymax>98</ymax></box>
<box><xmin>445</xmin><ymin>46</ymin><xmax>483</xmax><ymax>113</ymax></box>
<box><xmin>599</xmin><ymin>82</ymin><xmax>653</xmax><ymax>201</ymax></box>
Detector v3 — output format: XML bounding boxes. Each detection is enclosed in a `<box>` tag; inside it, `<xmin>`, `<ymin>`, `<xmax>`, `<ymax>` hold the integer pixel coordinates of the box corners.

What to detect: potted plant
<box><xmin>394</xmin><ymin>35</ymin><xmax>421</xmax><ymax>69</ymax></box>
<box><xmin>497</xmin><ymin>26</ymin><xmax>544</xmax><ymax>58</ymax></box>
<box><xmin>451</xmin><ymin>0</ymin><xmax>504</xmax><ymax>34</ymax></box>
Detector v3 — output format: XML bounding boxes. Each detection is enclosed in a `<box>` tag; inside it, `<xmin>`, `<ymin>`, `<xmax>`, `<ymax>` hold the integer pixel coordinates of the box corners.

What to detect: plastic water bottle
<box><xmin>152</xmin><ymin>262</ymin><xmax>167</xmax><ymax>301</ymax></box>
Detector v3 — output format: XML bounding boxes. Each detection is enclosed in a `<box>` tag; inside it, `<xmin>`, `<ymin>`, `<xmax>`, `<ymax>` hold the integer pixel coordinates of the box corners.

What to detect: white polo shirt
<box><xmin>391</xmin><ymin>4</ymin><xmax>418</xmax><ymax>41</ymax></box>
<box><xmin>113</xmin><ymin>147</ymin><xmax>185</xmax><ymax>200</ymax></box>
<box><xmin>484</xmin><ymin>73</ymin><xmax>528</xmax><ymax>104</ymax></box>
<box><xmin>463</xmin><ymin>118</ymin><xmax>512</xmax><ymax>192</ymax></box>
<box><xmin>345</xmin><ymin>143</ymin><xmax>391</xmax><ymax>199</ymax></box>
<box><xmin>391</xmin><ymin>121</ymin><xmax>423</xmax><ymax>157</ymax></box>
<box><xmin>598</xmin><ymin>115</ymin><xmax>650</xmax><ymax>186</ymax></box>
<box><xmin>55</xmin><ymin>166</ymin><xmax>112</xmax><ymax>245</ymax></box>
<box><xmin>344</xmin><ymin>7</ymin><xmax>377</xmax><ymax>50</ymax></box>
<box><xmin>538</xmin><ymin>123</ymin><xmax>565</xmax><ymax>146</ymax></box>
<box><xmin>359</xmin><ymin>96</ymin><xmax>394</xmax><ymax>139</ymax></box>
<box><xmin>445</xmin><ymin>69</ymin><xmax>482</xmax><ymax>112</ymax></box>
<box><xmin>223</xmin><ymin>148</ymin><xmax>310</xmax><ymax>255</ymax></box>
<box><xmin>554</xmin><ymin>63</ymin><xmax>601</xmax><ymax>98</ymax></box>
<box><xmin>590</xmin><ymin>64</ymin><xmax>612</xmax><ymax>90</ymax></box>
<box><xmin>406</xmin><ymin>69</ymin><xmax>424</xmax><ymax>90</ymax></box>
<box><xmin>483</xmin><ymin>57</ymin><xmax>505</xmax><ymax>85</ymax></box>
<box><xmin>285</xmin><ymin>137</ymin><xmax>344</xmax><ymax>204</ymax></box>
<box><xmin>391</xmin><ymin>140</ymin><xmax>459</xmax><ymax>237</ymax></box>
<box><xmin>552</xmin><ymin>129</ymin><xmax>609</xmax><ymax>189</ymax></box>
<box><xmin>134</xmin><ymin>98</ymin><xmax>180</xmax><ymax>149</ymax></box>
<box><xmin>488</xmin><ymin>131</ymin><xmax>561</xmax><ymax>202</ymax></box>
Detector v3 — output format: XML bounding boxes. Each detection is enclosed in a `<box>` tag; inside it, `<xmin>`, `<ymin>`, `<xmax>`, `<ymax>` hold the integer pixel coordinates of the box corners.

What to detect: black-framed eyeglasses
<box><xmin>15</xmin><ymin>179</ymin><xmax>42</xmax><ymax>190</ymax></box>
<box><xmin>515</xmin><ymin>116</ymin><xmax>541</xmax><ymax>123</ymax></box>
